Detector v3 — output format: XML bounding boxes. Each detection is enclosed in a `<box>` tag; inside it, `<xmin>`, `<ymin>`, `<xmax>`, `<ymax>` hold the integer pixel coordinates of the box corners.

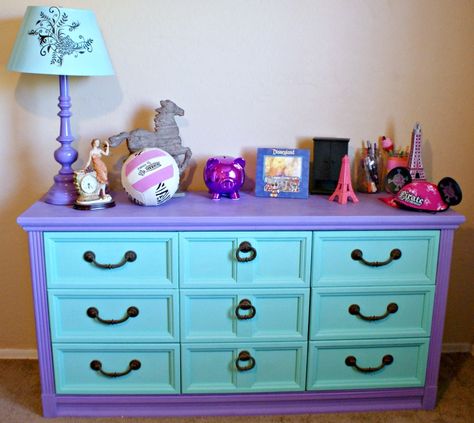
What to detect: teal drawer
<box><xmin>181</xmin><ymin>342</ymin><xmax>307</xmax><ymax>393</ymax></box>
<box><xmin>179</xmin><ymin>232</ymin><xmax>311</xmax><ymax>287</ymax></box>
<box><xmin>52</xmin><ymin>343</ymin><xmax>180</xmax><ymax>394</ymax></box>
<box><xmin>310</xmin><ymin>286</ymin><xmax>434</xmax><ymax>340</ymax></box>
<box><xmin>312</xmin><ymin>231</ymin><xmax>439</xmax><ymax>286</ymax></box>
<box><xmin>181</xmin><ymin>288</ymin><xmax>309</xmax><ymax>342</ymax></box>
<box><xmin>307</xmin><ymin>338</ymin><xmax>429</xmax><ymax>390</ymax></box>
<box><xmin>44</xmin><ymin>232</ymin><xmax>178</xmax><ymax>288</ymax></box>
<box><xmin>48</xmin><ymin>290</ymin><xmax>178</xmax><ymax>343</ymax></box>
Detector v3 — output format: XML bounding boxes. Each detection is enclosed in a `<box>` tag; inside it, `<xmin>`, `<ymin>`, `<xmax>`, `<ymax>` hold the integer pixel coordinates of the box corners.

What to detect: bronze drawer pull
<box><xmin>90</xmin><ymin>359</ymin><xmax>141</xmax><ymax>378</ymax></box>
<box><xmin>348</xmin><ymin>303</ymin><xmax>398</xmax><ymax>321</ymax></box>
<box><xmin>83</xmin><ymin>250</ymin><xmax>137</xmax><ymax>269</ymax></box>
<box><xmin>236</xmin><ymin>241</ymin><xmax>257</xmax><ymax>263</ymax></box>
<box><xmin>235</xmin><ymin>299</ymin><xmax>256</xmax><ymax>320</ymax></box>
<box><xmin>345</xmin><ymin>354</ymin><xmax>394</xmax><ymax>373</ymax></box>
<box><xmin>235</xmin><ymin>351</ymin><xmax>256</xmax><ymax>371</ymax></box>
<box><xmin>86</xmin><ymin>306</ymin><xmax>139</xmax><ymax>325</ymax></box>
<box><xmin>351</xmin><ymin>248</ymin><xmax>402</xmax><ymax>267</ymax></box>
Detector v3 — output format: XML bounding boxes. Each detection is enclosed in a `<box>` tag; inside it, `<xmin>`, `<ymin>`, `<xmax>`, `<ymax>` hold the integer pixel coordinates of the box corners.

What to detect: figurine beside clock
<box><xmin>73</xmin><ymin>139</ymin><xmax>115</xmax><ymax>210</ymax></box>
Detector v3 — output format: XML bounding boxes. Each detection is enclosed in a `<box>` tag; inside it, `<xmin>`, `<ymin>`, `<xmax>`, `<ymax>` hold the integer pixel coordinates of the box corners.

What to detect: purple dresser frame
<box><xmin>17</xmin><ymin>191</ymin><xmax>465</xmax><ymax>418</ymax></box>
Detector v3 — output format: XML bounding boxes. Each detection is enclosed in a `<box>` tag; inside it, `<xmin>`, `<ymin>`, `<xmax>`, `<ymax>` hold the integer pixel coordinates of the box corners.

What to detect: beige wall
<box><xmin>1</xmin><ymin>0</ymin><xmax>472</xmax><ymax>352</ymax></box>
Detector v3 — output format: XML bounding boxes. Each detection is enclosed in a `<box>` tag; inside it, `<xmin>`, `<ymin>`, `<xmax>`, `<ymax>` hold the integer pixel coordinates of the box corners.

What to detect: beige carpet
<box><xmin>0</xmin><ymin>353</ymin><xmax>472</xmax><ymax>423</ymax></box>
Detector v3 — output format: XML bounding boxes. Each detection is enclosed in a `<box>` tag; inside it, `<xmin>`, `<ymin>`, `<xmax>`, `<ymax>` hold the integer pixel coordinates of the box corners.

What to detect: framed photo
<box><xmin>255</xmin><ymin>148</ymin><xmax>310</xmax><ymax>198</ymax></box>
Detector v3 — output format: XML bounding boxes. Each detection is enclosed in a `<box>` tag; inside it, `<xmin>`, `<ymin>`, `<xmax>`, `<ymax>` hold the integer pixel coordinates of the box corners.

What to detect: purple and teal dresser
<box><xmin>17</xmin><ymin>191</ymin><xmax>465</xmax><ymax>417</ymax></box>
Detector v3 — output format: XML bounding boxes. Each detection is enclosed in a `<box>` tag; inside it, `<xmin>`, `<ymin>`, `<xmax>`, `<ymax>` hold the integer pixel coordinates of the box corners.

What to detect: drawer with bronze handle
<box><xmin>179</xmin><ymin>231</ymin><xmax>311</xmax><ymax>288</ymax></box>
<box><xmin>181</xmin><ymin>342</ymin><xmax>307</xmax><ymax>393</ymax></box>
<box><xmin>52</xmin><ymin>343</ymin><xmax>180</xmax><ymax>394</ymax></box>
<box><xmin>180</xmin><ymin>288</ymin><xmax>309</xmax><ymax>342</ymax></box>
<box><xmin>312</xmin><ymin>231</ymin><xmax>439</xmax><ymax>286</ymax></box>
<box><xmin>48</xmin><ymin>289</ymin><xmax>179</xmax><ymax>342</ymax></box>
<box><xmin>310</xmin><ymin>285</ymin><xmax>435</xmax><ymax>340</ymax></box>
<box><xmin>307</xmin><ymin>338</ymin><xmax>429</xmax><ymax>390</ymax></box>
<box><xmin>44</xmin><ymin>232</ymin><xmax>178</xmax><ymax>288</ymax></box>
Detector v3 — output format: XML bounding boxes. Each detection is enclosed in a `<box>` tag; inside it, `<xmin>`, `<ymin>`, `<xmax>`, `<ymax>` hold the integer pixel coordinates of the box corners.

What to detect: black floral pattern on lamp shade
<box><xmin>28</xmin><ymin>6</ymin><xmax>94</xmax><ymax>66</ymax></box>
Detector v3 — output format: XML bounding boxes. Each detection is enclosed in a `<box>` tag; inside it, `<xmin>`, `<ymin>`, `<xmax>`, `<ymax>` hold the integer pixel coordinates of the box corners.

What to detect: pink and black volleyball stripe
<box><xmin>125</xmin><ymin>149</ymin><xmax>177</xmax><ymax>194</ymax></box>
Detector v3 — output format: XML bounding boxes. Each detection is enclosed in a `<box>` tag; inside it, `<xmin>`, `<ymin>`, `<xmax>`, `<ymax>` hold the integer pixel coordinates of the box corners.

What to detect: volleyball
<box><xmin>121</xmin><ymin>148</ymin><xmax>179</xmax><ymax>206</ymax></box>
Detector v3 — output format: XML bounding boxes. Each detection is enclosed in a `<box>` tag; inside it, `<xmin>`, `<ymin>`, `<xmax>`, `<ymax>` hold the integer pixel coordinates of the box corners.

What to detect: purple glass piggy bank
<box><xmin>203</xmin><ymin>156</ymin><xmax>246</xmax><ymax>200</ymax></box>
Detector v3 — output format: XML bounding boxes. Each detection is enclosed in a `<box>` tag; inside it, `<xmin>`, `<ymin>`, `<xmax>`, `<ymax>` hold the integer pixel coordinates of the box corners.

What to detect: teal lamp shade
<box><xmin>8</xmin><ymin>6</ymin><xmax>114</xmax><ymax>76</ymax></box>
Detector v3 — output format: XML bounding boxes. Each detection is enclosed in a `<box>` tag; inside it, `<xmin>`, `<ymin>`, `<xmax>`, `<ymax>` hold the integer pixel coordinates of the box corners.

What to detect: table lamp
<box><xmin>8</xmin><ymin>6</ymin><xmax>114</xmax><ymax>205</ymax></box>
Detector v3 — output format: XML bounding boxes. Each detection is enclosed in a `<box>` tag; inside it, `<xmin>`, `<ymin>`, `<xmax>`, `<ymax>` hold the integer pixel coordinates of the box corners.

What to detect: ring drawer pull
<box><xmin>351</xmin><ymin>248</ymin><xmax>402</xmax><ymax>267</ymax></box>
<box><xmin>345</xmin><ymin>354</ymin><xmax>394</xmax><ymax>373</ymax></box>
<box><xmin>86</xmin><ymin>306</ymin><xmax>139</xmax><ymax>325</ymax></box>
<box><xmin>235</xmin><ymin>351</ymin><xmax>256</xmax><ymax>371</ymax></box>
<box><xmin>235</xmin><ymin>299</ymin><xmax>256</xmax><ymax>320</ymax></box>
<box><xmin>90</xmin><ymin>359</ymin><xmax>141</xmax><ymax>378</ymax></box>
<box><xmin>83</xmin><ymin>250</ymin><xmax>137</xmax><ymax>269</ymax></box>
<box><xmin>348</xmin><ymin>303</ymin><xmax>398</xmax><ymax>321</ymax></box>
<box><xmin>236</xmin><ymin>241</ymin><xmax>257</xmax><ymax>263</ymax></box>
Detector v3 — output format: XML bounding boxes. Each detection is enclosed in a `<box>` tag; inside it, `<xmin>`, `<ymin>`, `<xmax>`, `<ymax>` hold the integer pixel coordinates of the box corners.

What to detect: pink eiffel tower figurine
<box><xmin>328</xmin><ymin>155</ymin><xmax>359</xmax><ymax>204</ymax></box>
<box><xmin>407</xmin><ymin>122</ymin><xmax>426</xmax><ymax>181</ymax></box>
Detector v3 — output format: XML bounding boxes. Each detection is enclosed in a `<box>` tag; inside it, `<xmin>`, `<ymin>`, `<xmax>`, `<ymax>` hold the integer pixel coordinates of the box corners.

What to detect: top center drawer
<box><xmin>44</xmin><ymin>232</ymin><xmax>178</xmax><ymax>288</ymax></box>
<box><xmin>179</xmin><ymin>232</ymin><xmax>312</xmax><ymax>288</ymax></box>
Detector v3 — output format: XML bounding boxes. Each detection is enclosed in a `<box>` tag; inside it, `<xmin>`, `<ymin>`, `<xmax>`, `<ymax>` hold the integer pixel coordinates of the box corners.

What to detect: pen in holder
<box><xmin>357</xmin><ymin>141</ymin><xmax>382</xmax><ymax>193</ymax></box>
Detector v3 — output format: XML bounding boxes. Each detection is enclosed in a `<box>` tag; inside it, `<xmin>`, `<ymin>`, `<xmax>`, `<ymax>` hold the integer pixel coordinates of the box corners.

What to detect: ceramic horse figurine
<box><xmin>108</xmin><ymin>100</ymin><xmax>192</xmax><ymax>175</ymax></box>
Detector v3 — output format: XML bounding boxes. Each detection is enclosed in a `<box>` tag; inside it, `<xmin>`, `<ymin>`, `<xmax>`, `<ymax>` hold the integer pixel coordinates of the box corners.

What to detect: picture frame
<box><xmin>255</xmin><ymin>148</ymin><xmax>310</xmax><ymax>198</ymax></box>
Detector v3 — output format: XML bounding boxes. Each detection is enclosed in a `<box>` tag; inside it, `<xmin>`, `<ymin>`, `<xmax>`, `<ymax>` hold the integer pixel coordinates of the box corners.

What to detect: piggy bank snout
<box><xmin>220</xmin><ymin>179</ymin><xmax>235</xmax><ymax>190</ymax></box>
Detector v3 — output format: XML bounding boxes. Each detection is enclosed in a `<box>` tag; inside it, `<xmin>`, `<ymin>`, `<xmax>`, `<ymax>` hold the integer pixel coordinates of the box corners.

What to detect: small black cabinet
<box><xmin>311</xmin><ymin>137</ymin><xmax>349</xmax><ymax>194</ymax></box>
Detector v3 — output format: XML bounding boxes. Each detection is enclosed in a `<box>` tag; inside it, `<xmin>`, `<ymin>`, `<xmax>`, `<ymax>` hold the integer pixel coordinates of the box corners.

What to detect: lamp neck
<box><xmin>58</xmin><ymin>75</ymin><xmax>73</xmax><ymax>140</ymax></box>
<box><xmin>43</xmin><ymin>75</ymin><xmax>78</xmax><ymax>205</ymax></box>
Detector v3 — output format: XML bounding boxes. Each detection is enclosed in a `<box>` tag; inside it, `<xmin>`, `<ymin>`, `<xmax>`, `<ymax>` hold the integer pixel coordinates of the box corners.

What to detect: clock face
<box><xmin>80</xmin><ymin>173</ymin><xmax>99</xmax><ymax>194</ymax></box>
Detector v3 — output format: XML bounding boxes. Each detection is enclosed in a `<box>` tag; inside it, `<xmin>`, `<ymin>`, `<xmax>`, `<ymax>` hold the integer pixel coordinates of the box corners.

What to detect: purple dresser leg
<box><xmin>423</xmin><ymin>229</ymin><xmax>455</xmax><ymax>409</ymax></box>
<box><xmin>42</xmin><ymin>394</ymin><xmax>58</xmax><ymax>418</ymax></box>
<box><xmin>27</xmin><ymin>232</ymin><xmax>57</xmax><ymax>416</ymax></box>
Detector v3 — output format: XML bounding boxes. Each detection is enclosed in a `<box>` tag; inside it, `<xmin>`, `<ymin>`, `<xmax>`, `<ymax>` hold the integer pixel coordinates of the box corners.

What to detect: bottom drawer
<box><xmin>52</xmin><ymin>343</ymin><xmax>180</xmax><ymax>394</ymax></box>
<box><xmin>307</xmin><ymin>338</ymin><xmax>429</xmax><ymax>391</ymax></box>
<box><xmin>181</xmin><ymin>342</ymin><xmax>307</xmax><ymax>393</ymax></box>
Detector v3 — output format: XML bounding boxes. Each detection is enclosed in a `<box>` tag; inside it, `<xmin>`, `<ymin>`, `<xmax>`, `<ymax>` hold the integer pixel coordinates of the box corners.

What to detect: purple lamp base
<box><xmin>43</xmin><ymin>75</ymin><xmax>78</xmax><ymax>205</ymax></box>
<box><xmin>43</xmin><ymin>174</ymin><xmax>78</xmax><ymax>205</ymax></box>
